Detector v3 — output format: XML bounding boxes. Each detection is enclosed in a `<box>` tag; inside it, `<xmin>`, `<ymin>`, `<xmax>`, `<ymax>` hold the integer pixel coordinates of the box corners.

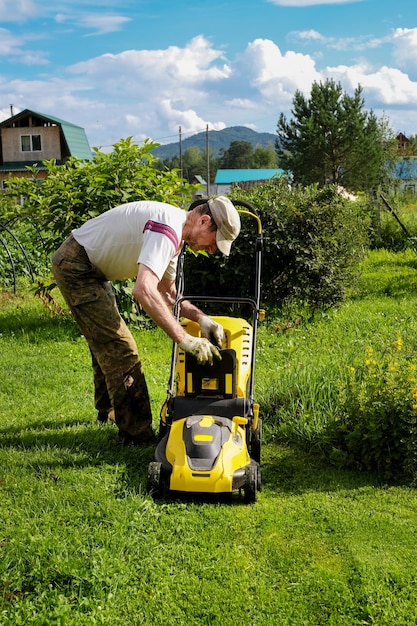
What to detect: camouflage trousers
<box><xmin>52</xmin><ymin>234</ymin><xmax>153</xmax><ymax>443</ymax></box>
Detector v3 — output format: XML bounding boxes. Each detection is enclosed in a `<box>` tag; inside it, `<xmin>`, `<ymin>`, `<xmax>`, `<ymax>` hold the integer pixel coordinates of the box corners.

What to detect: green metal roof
<box><xmin>214</xmin><ymin>168</ymin><xmax>285</xmax><ymax>184</ymax></box>
<box><xmin>32</xmin><ymin>111</ymin><xmax>93</xmax><ymax>160</ymax></box>
<box><xmin>0</xmin><ymin>161</ymin><xmax>51</xmax><ymax>171</ymax></box>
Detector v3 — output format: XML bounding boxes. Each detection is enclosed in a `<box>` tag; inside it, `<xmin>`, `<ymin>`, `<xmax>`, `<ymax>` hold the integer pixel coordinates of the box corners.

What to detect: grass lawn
<box><xmin>1</xmin><ymin>251</ymin><xmax>417</xmax><ymax>625</ymax></box>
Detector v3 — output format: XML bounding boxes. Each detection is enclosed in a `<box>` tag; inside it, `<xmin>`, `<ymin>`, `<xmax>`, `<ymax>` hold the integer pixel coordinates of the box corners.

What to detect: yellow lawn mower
<box><xmin>147</xmin><ymin>200</ymin><xmax>263</xmax><ymax>502</ymax></box>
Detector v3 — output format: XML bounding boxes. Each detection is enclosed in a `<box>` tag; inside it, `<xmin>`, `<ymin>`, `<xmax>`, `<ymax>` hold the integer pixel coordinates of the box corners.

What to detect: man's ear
<box><xmin>200</xmin><ymin>214</ymin><xmax>211</xmax><ymax>227</ymax></box>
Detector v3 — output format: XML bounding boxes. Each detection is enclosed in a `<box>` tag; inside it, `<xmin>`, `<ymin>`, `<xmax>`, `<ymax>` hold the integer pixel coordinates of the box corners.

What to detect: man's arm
<box><xmin>157</xmin><ymin>275</ymin><xmax>205</xmax><ymax>323</ymax></box>
<box><xmin>158</xmin><ymin>275</ymin><xmax>225</xmax><ymax>347</ymax></box>
<box><xmin>133</xmin><ymin>265</ymin><xmax>222</xmax><ymax>364</ymax></box>
<box><xmin>133</xmin><ymin>264</ymin><xmax>220</xmax><ymax>364</ymax></box>
<box><xmin>132</xmin><ymin>264</ymin><xmax>187</xmax><ymax>343</ymax></box>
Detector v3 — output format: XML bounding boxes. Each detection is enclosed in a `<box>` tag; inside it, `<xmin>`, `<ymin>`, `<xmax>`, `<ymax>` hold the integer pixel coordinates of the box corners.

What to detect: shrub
<box><xmin>183</xmin><ymin>180</ymin><xmax>372</xmax><ymax>310</ymax></box>
<box><xmin>0</xmin><ymin>218</ymin><xmax>47</xmax><ymax>290</ymax></box>
<box><xmin>328</xmin><ymin>336</ymin><xmax>417</xmax><ymax>482</ymax></box>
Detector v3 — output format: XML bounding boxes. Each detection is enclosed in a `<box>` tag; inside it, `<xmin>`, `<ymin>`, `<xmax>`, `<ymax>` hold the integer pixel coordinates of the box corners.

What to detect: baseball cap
<box><xmin>208</xmin><ymin>196</ymin><xmax>241</xmax><ymax>256</ymax></box>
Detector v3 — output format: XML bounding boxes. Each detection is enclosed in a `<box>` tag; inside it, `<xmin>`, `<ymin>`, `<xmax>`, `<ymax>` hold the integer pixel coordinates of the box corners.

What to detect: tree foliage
<box><xmin>219</xmin><ymin>140</ymin><xmax>278</xmax><ymax>169</ymax></box>
<box><xmin>156</xmin><ymin>141</ymin><xmax>278</xmax><ymax>184</ymax></box>
<box><xmin>276</xmin><ymin>79</ymin><xmax>395</xmax><ymax>192</ymax></box>
<box><xmin>251</xmin><ymin>143</ymin><xmax>279</xmax><ymax>169</ymax></box>
<box><xmin>218</xmin><ymin>140</ymin><xmax>254</xmax><ymax>169</ymax></box>
<box><xmin>155</xmin><ymin>145</ymin><xmax>218</xmax><ymax>184</ymax></box>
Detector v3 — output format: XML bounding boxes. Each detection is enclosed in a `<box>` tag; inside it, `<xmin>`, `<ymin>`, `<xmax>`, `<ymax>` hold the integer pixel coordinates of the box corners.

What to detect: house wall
<box><xmin>213</xmin><ymin>183</ymin><xmax>231</xmax><ymax>195</ymax></box>
<box><xmin>1</xmin><ymin>125</ymin><xmax>62</xmax><ymax>162</ymax></box>
<box><xmin>214</xmin><ymin>179</ymin><xmax>272</xmax><ymax>195</ymax></box>
<box><xmin>0</xmin><ymin>169</ymin><xmax>48</xmax><ymax>190</ymax></box>
<box><xmin>395</xmin><ymin>157</ymin><xmax>417</xmax><ymax>194</ymax></box>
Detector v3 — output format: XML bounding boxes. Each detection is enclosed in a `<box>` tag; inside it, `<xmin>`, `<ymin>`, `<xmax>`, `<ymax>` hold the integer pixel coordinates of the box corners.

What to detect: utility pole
<box><xmin>206</xmin><ymin>124</ymin><xmax>210</xmax><ymax>196</ymax></box>
<box><xmin>179</xmin><ymin>126</ymin><xmax>183</xmax><ymax>179</ymax></box>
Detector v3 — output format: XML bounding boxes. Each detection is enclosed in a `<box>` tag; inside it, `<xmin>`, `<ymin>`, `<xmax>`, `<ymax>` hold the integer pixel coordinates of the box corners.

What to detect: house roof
<box><xmin>0</xmin><ymin>109</ymin><xmax>93</xmax><ymax>161</ymax></box>
<box><xmin>0</xmin><ymin>161</ymin><xmax>52</xmax><ymax>172</ymax></box>
<box><xmin>214</xmin><ymin>168</ymin><xmax>285</xmax><ymax>184</ymax></box>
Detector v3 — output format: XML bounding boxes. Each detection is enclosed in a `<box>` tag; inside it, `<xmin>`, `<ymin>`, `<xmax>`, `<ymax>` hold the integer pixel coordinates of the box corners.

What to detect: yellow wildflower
<box><xmin>393</xmin><ymin>337</ymin><xmax>403</xmax><ymax>352</ymax></box>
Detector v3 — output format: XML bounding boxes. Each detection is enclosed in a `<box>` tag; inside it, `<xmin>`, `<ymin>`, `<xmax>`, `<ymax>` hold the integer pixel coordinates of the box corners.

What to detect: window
<box><xmin>21</xmin><ymin>134</ymin><xmax>42</xmax><ymax>152</ymax></box>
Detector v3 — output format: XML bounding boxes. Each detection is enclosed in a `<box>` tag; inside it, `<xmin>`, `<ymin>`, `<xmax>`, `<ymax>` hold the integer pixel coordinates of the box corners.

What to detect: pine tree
<box><xmin>276</xmin><ymin>79</ymin><xmax>393</xmax><ymax>192</ymax></box>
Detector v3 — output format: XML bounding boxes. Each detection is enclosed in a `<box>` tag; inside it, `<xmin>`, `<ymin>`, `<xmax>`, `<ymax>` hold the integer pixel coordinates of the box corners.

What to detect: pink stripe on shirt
<box><xmin>143</xmin><ymin>220</ymin><xmax>179</xmax><ymax>249</ymax></box>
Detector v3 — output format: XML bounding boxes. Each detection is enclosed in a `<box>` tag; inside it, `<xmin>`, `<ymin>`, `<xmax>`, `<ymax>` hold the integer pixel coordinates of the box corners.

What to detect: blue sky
<box><xmin>1</xmin><ymin>0</ymin><xmax>416</xmax><ymax>149</ymax></box>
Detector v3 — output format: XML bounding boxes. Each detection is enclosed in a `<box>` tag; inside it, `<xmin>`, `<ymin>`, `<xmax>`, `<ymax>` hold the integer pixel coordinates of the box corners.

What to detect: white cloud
<box><xmin>0</xmin><ymin>27</ymin><xmax>49</xmax><ymax>65</ymax></box>
<box><xmin>158</xmin><ymin>99</ymin><xmax>226</xmax><ymax>135</ymax></box>
<box><xmin>289</xmin><ymin>29</ymin><xmax>389</xmax><ymax>53</ymax></box>
<box><xmin>0</xmin><ymin>0</ymin><xmax>39</xmax><ymax>21</ymax></box>
<box><xmin>238</xmin><ymin>38</ymin><xmax>321</xmax><ymax>102</ymax></box>
<box><xmin>392</xmin><ymin>28</ymin><xmax>417</xmax><ymax>78</ymax></box>
<box><xmin>69</xmin><ymin>35</ymin><xmax>231</xmax><ymax>90</ymax></box>
<box><xmin>2</xmin><ymin>32</ymin><xmax>417</xmax><ymax>147</ymax></box>
<box><xmin>291</xmin><ymin>29</ymin><xmax>326</xmax><ymax>42</ymax></box>
<box><xmin>224</xmin><ymin>98</ymin><xmax>257</xmax><ymax>110</ymax></box>
<box><xmin>0</xmin><ymin>28</ymin><xmax>24</xmax><ymax>54</ymax></box>
<box><xmin>324</xmin><ymin>63</ymin><xmax>417</xmax><ymax>105</ymax></box>
<box><xmin>55</xmin><ymin>12</ymin><xmax>131</xmax><ymax>35</ymax></box>
<box><xmin>63</xmin><ymin>36</ymin><xmax>233</xmax><ymax>142</ymax></box>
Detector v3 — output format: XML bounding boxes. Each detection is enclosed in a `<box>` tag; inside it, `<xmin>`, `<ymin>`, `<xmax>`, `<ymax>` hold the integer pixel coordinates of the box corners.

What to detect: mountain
<box><xmin>151</xmin><ymin>125</ymin><xmax>276</xmax><ymax>161</ymax></box>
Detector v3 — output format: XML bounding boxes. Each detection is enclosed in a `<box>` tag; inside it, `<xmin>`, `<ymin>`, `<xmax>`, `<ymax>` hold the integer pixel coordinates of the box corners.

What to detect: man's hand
<box><xmin>198</xmin><ymin>315</ymin><xmax>225</xmax><ymax>347</ymax></box>
<box><xmin>179</xmin><ymin>334</ymin><xmax>221</xmax><ymax>365</ymax></box>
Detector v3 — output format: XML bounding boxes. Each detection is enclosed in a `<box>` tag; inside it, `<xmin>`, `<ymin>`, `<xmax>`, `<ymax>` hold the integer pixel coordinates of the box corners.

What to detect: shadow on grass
<box><xmin>0</xmin><ymin>416</ymin><xmax>381</xmax><ymax>502</ymax></box>
<box><xmin>261</xmin><ymin>443</ymin><xmax>382</xmax><ymax>495</ymax></box>
<box><xmin>352</xmin><ymin>275</ymin><xmax>417</xmax><ymax>300</ymax></box>
<box><xmin>352</xmin><ymin>255</ymin><xmax>417</xmax><ymax>300</ymax></box>
<box><xmin>364</xmin><ymin>256</ymin><xmax>417</xmax><ymax>271</ymax></box>
<box><xmin>0</xmin><ymin>418</ymin><xmax>155</xmax><ymax>496</ymax></box>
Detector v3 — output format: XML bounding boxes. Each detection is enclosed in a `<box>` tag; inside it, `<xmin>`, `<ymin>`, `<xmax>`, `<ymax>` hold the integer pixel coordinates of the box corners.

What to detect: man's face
<box><xmin>185</xmin><ymin>214</ymin><xmax>218</xmax><ymax>254</ymax></box>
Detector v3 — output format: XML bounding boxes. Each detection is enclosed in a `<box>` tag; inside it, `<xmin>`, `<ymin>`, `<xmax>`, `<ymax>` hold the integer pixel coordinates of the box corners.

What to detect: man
<box><xmin>52</xmin><ymin>196</ymin><xmax>241</xmax><ymax>445</ymax></box>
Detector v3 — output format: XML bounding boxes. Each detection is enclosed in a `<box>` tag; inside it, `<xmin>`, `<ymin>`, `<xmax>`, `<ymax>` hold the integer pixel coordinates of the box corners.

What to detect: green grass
<box><xmin>2</xmin><ymin>256</ymin><xmax>417</xmax><ymax>625</ymax></box>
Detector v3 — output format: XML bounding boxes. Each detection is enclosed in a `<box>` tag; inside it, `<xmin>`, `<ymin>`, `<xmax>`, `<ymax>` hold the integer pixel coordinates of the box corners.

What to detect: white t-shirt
<box><xmin>72</xmin><ymin>201</ymin><xmax>186</xmax><ymax>281</ymax></box>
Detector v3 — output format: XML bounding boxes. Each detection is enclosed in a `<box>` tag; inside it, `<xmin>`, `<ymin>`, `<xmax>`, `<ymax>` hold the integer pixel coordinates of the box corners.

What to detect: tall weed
<box><xmin>329</xmin><ymin>337</ymin><xmax>417</xmax><ymax>481</ymax></box>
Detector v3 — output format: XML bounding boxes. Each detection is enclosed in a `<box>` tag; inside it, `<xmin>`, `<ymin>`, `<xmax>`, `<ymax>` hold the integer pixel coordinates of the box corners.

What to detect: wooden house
<box><xmin>0</xmin><ymin>109</ymin><xmax>92</xmax><ymax>190</ymax></box>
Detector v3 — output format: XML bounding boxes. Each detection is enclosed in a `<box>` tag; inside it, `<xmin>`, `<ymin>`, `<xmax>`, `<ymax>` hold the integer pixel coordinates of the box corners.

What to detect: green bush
<box><xmin>328</xmin><ymin>336</ymin><xmax>417</xmax><ymax>482</ymax></box>
<box><xmin>184</xmin><ymin>180</ymin><xmax>372</xmax><ymax>310</ymax></box>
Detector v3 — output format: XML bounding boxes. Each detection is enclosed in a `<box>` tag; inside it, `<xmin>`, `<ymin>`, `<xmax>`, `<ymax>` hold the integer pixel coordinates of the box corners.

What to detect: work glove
<box><xmin>179</xmin><ymin>333</ymin><xmax>221</xmax><ymax>365</ymax></box>
<box><xmin>198</xmin><ymin>315</ymin><xmax>225</xmax><ymax>347</ymax></box>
